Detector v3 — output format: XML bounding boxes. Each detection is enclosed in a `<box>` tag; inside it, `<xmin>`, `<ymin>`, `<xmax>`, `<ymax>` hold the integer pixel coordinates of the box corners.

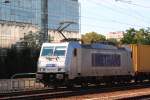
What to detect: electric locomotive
<box><xmin>36</xmin><ymin>41</ymin><xmax>133</xmax><ymax>87</ymax></box>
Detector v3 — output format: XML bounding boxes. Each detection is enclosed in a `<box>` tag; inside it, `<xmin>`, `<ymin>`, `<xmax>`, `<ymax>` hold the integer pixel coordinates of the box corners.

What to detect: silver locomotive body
<box><xmin>36</xmin><ymin>42</ymin><xmax>133</xmax><ymax>86</ymax></box>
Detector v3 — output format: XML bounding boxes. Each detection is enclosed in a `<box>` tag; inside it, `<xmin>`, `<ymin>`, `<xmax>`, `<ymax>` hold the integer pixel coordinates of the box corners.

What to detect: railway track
<box><xmin>1</xmin><ymin>82</ymin><xmax>150</xmax><ymax>100</ymax></box>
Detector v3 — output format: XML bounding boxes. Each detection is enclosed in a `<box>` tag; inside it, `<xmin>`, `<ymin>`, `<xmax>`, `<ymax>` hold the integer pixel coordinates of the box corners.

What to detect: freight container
<box><xmin>130</xmin><ymin>44</ymin><xmax>150</xmax><ymax>73</ymax></box>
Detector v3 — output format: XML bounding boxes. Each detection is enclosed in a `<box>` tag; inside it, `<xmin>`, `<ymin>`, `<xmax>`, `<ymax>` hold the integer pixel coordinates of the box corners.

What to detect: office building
<box><xmin>0</xmin><ymin>0</ymin><xmax>80</xmax><ymax>48</ymax></box>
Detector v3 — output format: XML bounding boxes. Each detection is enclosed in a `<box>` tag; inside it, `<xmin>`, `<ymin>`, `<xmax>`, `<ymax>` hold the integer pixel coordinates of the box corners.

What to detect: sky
<box><xmin>79</xmin><ymin>0</ymin><xmax>150</xmax><ymax>35</ymax></box>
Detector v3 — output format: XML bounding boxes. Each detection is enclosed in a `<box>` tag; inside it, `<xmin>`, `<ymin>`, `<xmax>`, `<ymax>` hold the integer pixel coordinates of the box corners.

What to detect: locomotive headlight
<box><xmin>38</xmin><ymin>57</ymin><xmax>48</xmax><ymax>66</ymax></box>
<box><xmin>38</xmin><ymin>68</ymin><xmax>46</xmax><ymax>72</ymax></box>
<box><xmin>38</xmin><ymin>68</ymin><xmax>42</xmax><ymax>72</ymax></box>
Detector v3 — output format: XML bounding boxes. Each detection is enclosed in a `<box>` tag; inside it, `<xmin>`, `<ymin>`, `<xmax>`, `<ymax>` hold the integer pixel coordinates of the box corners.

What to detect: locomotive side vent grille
<box><xmin>92</xmin><ymin>53</ymin><xmax>121</xmax><ymax>67</ymax></box>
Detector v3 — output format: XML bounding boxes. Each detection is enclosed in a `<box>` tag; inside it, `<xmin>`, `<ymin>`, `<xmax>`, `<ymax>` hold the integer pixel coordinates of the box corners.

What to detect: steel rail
<box><xmin>1</xmin><ymin>82</ymin><xmax>150</xmax><ymax>100</ymax></box>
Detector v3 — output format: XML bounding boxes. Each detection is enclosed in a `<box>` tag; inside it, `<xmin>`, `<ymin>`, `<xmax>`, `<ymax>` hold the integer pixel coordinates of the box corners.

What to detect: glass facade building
<box><xmin>48</xmin><ymin>0</ymin><xmax>79</xmax><ymax>32</ymax></box>
<box><xmin>0</xmin><ymin>0</ymin><xmax>80</xmax><ymax>48</ymax></box>
<box><xmin>0</xmin><ymin>0</ymin><xmax>79</xmax><ymax>32</ymax></box>
<box><xmin>0</xmin><ymin>0</ymin><xmax>40</xmax><ymax>25</ymax></box>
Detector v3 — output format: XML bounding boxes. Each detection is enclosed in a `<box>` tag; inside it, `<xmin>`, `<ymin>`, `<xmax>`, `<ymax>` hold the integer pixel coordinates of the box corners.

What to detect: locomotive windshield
<box><xmin>41</xmin><ymin>46</ymin><xmax>54</xmax><ymax>56</ymax></box>
<box><xmin>41</xmin><ymin>46</ymin><xmax>66</xmax><ymax>57</ymax></box>
<box><xmin>54</xmin><ymin>46</ymin><xmax>66</xmax><ymax>56</ymax></box>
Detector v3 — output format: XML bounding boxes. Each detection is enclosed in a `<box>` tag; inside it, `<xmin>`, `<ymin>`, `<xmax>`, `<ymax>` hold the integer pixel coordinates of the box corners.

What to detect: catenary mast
<box><xmin>40</xmin><ymin>0</ymin><xmax>48</xmax><ymax>44</ymax></box>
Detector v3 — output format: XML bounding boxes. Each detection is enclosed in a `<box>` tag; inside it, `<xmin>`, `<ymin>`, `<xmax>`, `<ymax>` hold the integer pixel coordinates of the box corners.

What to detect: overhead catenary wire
<box><xmin>87</xmin><ymin>0</ymin><xmax>150</xmax><ymax>24</ymax></box>
<box><xmin>79</xmin><ymin>0</ymin><xmax>150</xmax><ymax>33</ymax></box>
<box><xmin>103</xmin><ymin>0</ymin><xmax>150</xmax><ymax>23</ymax></box>
<box><xmin>115</xmin><ymin>0</ymin><xmax>150</xmax><ymax>9</ymax></box>
<box><xmin>48</xmin><ymin>13</ymin><xmax>148</xmax><ymax>28</ymax></box>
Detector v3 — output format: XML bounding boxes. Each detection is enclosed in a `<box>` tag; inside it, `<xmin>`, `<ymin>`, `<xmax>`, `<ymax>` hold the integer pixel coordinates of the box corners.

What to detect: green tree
<box><xmin>107</xmin><ymin>38</ymin><xmax>119</xmax><ymax>45</ymax></box>
<box><xmin>121</xmin><ymin>28</ymin><xmax>150</xmax><ymax>45</ymax></box>
<box><xmin>121</xmin><ymin>28</ymin><xmax>136</xmax><ymax>44</ymax></box>
<box><xmin>81</xmin><ymin>32</ymin><xmax>106</xmax><ymax>44</ymax></box>
<box><xmin>21</xmin><ymin>31</ymin><xmax>41</xmax><ymax>49</ymax></box>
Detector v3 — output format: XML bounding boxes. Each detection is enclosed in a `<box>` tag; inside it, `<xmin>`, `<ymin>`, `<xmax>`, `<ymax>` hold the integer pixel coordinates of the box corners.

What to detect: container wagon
<box><xmin>130</xmin><ymin>44</ymin><xmax>150</xmax><ymax>82</ymax></box>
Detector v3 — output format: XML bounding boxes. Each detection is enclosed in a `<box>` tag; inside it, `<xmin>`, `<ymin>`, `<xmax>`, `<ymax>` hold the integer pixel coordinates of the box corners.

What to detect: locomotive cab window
<box><xmin>54</xmin><ymin>46</ymin><xmax>66</xmax><ymax>57</ymax></box>
<box><xmin>41</xmin><ymin>46</ymin><xmax>66</xmax><ymax>57</ymax></box>
<box><xmin>92</xmin><ymin>53</ymin><xmax>121</xmax><ymax>67</ymax></box>
<box><xmin>41</xmin><ymin>46</ymin><xmax>54</xmax><ymax>56</ymax></box>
